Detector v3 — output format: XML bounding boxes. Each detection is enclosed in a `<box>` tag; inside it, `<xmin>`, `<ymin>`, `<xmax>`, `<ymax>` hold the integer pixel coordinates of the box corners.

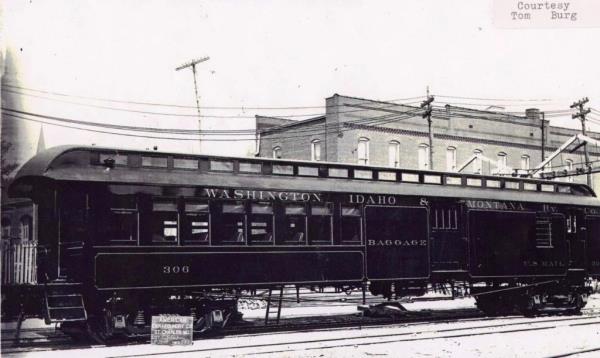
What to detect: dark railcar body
<box><xmin>5</xmin><ymin>145</ymin><xmax>600</xmax><ymax>333</ymax></box>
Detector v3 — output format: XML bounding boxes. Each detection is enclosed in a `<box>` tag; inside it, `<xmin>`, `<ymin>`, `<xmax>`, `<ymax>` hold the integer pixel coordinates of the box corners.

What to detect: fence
<box><xmin>1</xmin><ymin>240</ymin><xmax>37</xmax><ymax>285</ymax></box>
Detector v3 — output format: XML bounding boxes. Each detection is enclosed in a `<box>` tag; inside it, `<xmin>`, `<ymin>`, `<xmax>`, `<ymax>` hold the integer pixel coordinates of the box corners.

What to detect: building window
<box><xmin>357</xmin><ymin>138</ymin><xmax>369</xmax><ymax>165</ymax></box>
<box><xmin>473</xmin><ymin>149</ymin><xmax>483</xmax><ymax>174</ymax></box>
<box><xmin>418</xmin><ymin>144</ymin><xmax>430</xmax><ymax>170</ymax></box>
<box><xmin>446</xmin><ymin>146</ymin><xmax>457</xmax><ymax>171</ymax></box>
<box><xmin>311</xmin><ymin>139</ymin><xmax>322</xmax><ymax>161</ymax></box>
<box><xmin>272</xmin><ymin>146</ymin><xmax>282</xmax><ymax>159</ymax></box>
<box><xmin>521</xmin><ymin>155</ymin><xmax>530</xmax><ymax>170</ymax></box>
<box><xmin>19</xmin><ymin>216</ymin><xmax>32</xmax><ymax>241</ymax></box>
<box><xmin>566</xmin><ymin>159</ymin><xmax>574</xmax><ymax>182</ymax></box>
<box><xmin>497</xmin><ymin>152</ymin><xmax>507</xmax><ymax>174</ymax></box>
<box><xmin>1</xmin><ymin>218</ymin><xmax>10</xmax><ymax>239</ymax></box>
<box><xmin>388</xmin><ymin>141</ymin><xmax>400</xmax><ymax>168</ymax></box>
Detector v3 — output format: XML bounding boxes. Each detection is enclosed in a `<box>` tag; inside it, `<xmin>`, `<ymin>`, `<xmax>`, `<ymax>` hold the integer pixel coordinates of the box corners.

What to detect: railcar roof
<box><xmin>9</xmin><ymin>145</ymin><xmax>600</xmax><ymax>207</ymax></box>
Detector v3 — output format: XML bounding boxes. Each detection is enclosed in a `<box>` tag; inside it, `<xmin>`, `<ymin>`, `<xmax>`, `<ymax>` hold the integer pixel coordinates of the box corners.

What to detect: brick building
<box><xmin>256</xmin><ymin>94</ymin><xmax>600</xmax><ymax>191</ymax></box>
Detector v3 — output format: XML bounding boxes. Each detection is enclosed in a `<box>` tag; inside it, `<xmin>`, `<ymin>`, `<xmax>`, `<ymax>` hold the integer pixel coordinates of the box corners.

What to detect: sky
<box><xmin>2</xmin><ymin>0</ymin><xmax>600</xmax><ymax>159</ymax></box>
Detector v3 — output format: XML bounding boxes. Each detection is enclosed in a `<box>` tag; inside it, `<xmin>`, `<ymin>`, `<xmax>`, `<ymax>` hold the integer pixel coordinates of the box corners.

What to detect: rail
<box><xmin>1</xmin><ymin>240</ymin><xmax>37</xmax><ymax>285</ymax></box>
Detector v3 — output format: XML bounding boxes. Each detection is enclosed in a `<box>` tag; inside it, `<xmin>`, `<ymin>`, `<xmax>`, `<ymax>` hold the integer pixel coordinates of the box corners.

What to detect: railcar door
<box><xmin>567</xmin><ymin>210</ymin><xmax>586</xmax><ymax>269</ymax></box>
<box><xmin>430</xmin><ymin>203</ymin><xmax>467</xmax><ymax>272</ymax></box>
<box><xmin>586</xmin><ymin>215</ymin><xmax>600</xmax><ymax>276</ymax></box>
<box><xmin>365</xmin><ymin>206</ymin><xmax>429</xmax><ymax>280</ymax></box>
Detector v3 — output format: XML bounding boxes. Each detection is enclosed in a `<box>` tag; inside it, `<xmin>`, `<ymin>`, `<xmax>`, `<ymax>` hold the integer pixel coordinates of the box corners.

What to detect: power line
<box><xmin>2</xmin><ymin>107</ymin><xmax>423</xmax><ymax>142</ymax></box>
<box><xmin>3</xmin><ymin>87</ymin><xmax>428</xmax><ymax>120</ymax></box>
<box><xmin>434</xmin><ymin>94</ymin><xmax>562</xmax><ymax>102</ymax></box>
<box><xmin>3</xmin><ymin>83</ymin><xmax>426</xmax><ymax>111</ymax></box>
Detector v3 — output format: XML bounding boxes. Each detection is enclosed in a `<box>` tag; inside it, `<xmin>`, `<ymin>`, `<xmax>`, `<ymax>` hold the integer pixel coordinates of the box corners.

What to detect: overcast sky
<box><xmin>2</xmin><ymin>0</ymin><xmax>600</xmax><ymax>156</ymax></box>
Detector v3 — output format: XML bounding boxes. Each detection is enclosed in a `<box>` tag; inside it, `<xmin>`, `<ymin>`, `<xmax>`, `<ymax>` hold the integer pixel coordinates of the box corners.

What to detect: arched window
<box><xmin>272</xmin><ymin>146</ymin><xmax>282</xmax><ymax>159</ymax></box>
<box><xmin>388</xmin><ymin>141</ymin><xmax>400</xmax><ymax>168</ymax></box>
<box><xmin>446</xmin><ymin>146</ymin><xmax>457</xmax><ymax>171</ymax></box>
<box><xmin>1</xmin><ymin>218</ymin><xmax>11</xmax><ymax>239</ymax></box>
<box><xmin>473</xmin><ymin>149</ymin><xmax>483</xmax><ymax>174</ymax></box>
<box><xmin>311</xmin><ymin>139</ymin><xmax>322</xmax><ymax>161</ymax></box>
<box><xmin>357</xmin><ymin>138</ymin><xmax>369</xmax><ymax>165</ymax></box>
<box><xmin>566</xmin><ymin>159</ymin><xmax>574</xmax><ymax>182</ymax></box>
<box><xmin>418</xmin><ymin>144</ymin><xmax>430</xmax><ymax>170</ymax></box>
<box><xmin>497</xmin><ymin>152</ymin><xmax>507</xmax><ymax>173</ymax></box>
<box><xmin>521</xmin><ymin>155</ymin><xmax>530</xmax><ymax>170</ymax></box>
<box><xmin>19</xmin><ymin>216</ymin><xmax>32</xmax><ymax>242</ymax></box>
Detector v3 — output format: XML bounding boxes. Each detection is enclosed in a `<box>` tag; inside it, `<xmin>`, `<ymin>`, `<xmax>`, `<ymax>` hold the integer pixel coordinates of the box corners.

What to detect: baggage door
<box><xmin>586</xmin><ymin>215</ymin><xmax>600</xmax><ymax>275</ymax></box>
<box><xmin>365</xmin><ymin>206</ymin><xmax>429</xmax><ymax>280</ymax></box>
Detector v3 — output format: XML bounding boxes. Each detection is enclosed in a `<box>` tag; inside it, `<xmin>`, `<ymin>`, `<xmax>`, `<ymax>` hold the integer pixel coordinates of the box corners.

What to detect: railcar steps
<box><xmin>43</xmin><ymin>281</ymin><xmax>87</xmax><ymax>324</ymax></box>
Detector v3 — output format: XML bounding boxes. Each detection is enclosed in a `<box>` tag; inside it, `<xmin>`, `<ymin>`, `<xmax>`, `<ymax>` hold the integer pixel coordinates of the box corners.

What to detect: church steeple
<box><xmin>36</xmin><ymin>125</ymin><xmax>45</xmax><ymax>153</ymax></box>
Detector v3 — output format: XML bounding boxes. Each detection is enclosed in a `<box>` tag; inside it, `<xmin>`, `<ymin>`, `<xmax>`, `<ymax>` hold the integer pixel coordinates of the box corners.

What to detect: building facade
<box><xmin>257</xmin><ymin>94</ymin><xmax>600</xmax><ymax>191</ymax></box>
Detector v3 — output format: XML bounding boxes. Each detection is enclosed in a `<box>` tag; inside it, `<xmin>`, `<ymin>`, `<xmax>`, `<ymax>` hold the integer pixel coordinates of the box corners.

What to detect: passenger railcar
<box><xmin>5</xmin><ymin>145</ymin><xmax>600</xmax><ymax>338</ymax></box>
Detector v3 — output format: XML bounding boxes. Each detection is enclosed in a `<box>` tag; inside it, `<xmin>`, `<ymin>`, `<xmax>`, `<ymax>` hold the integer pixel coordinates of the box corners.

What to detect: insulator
<box><xmin>133</xmin><ymin>310</ymin><xmax>145</xmax><ymax>326</ymax></box>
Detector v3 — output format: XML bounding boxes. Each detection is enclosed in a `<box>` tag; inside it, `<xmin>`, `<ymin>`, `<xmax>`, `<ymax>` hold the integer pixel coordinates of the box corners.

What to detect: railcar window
<box><xmin>432</xmin><ymin>208</ymin><xmax>458</xmax><ymax>231</ymax></box>
<box><xmin>466</xmin><ymin>178</ymin><xmax>482</xmax><ymax>187</ymax></box>
<box><xmin>151</xmin><ymin>201</ymin><xmax>178</xmax><ymax>244</ymax></box>
<box><xmin>524</xmin><ymin>183</ymin><xmax>537</xmax><ymax>191</ymax></box>
<box><xmin>329</xmin><ymin>168</ymin><xmax>348</xmax><ymax>178</ymax></box>
<box><xmin>486</xmin><ymin>180</ymin><xmax>501</xmax><ymax>188</ymax></box>
<box><xmin>173</xmin><ymin>158</ymin><xmax>198</xmax><ymax>170</ymax></box>
<box><xmin>558</xmin><ymin>185</ymin><xmax>572</xmax><ymax>194</ymax></box>
<box><xmin>249</xmin><ymin>202</ymin><xmax>274</xmax><ymax>244</ymax></box>
<box><xmin>401</xmin><ymin>173</ymin><xmax>419</xmax><ymax>182</ymax></box>
<box><xmin>182</xmin><ymin>202</ymin><xmax>209</xmax><ymax>245</ymax></box>
<box><xmin>279</xmin><ymin>204</ymin><xmax>307</xmax><ymax>245</ymax></box>
<box><xmin>97</xmin><ymin>194</ymin><xmax>138</xmax><ymax>245</ymax></box>
<box><xmin>424</xmin><ymin>175</ymin><xmax>441</xmax><ymax>184</ymax></box>
<box><xmin>567</xmin><ymin>214</ymin><xmax>577</xmax><ymax>233</ymax></box>
<box><xmin>309</xmin><ymin>203</ymin><xmax>333</xmax><ymax>245</ymax></box>
<box><xmin>541</xmin><ymin>184</ymin><xmax>555</xmax><ymax>192</ymax></box>
<box><xmin>210</xmin><ymin>160</ymin><xmax>234</xmax><ymax>172</ymax></box>
<box><xmin>298</xmin><ymin>166</ymin><xmax>319</xmax><ymax>176</ymax></box>
<box><xmin>505</xmin><ymin>181</ymin><xmax>520</xmax><ymax>190</ymax></box>
<box><xmin>213</xmin><ymin>202</ymin><xmax>246</xmax><ymax>245</ymax></box>
<box><xmin>535</xmin><ymin>214</ymin><xmax>551</xmax><ymax>247</ymax></box>
<box><xmin>142</xmin><ymin>156</ymin><xmax>168</xmax><ymax>168</ymax></box>
<box><xmin>273</xmin><ymin>164</ymin><xmax>294</xmax><ymax>175</ymax></box>
<box><xmin>378</xmin><ymin>171</ymin><xmax>396</xmax><ymax>181</ymax></box>
<box><xmin>339</xmin><ymin>205</ymin><xmax>362</xmax><ymax>245</ymax></box>
<box><xmin>354</xmin><ymin>170</ymin><xmax>373</xmax><ymax>180</ymax></box>
<box><xmin>239</xmin><ymin>162</ymin><xmax>262</xmax><ymax>173</ymax></box>
<box><xmin>445</xmin><ymin>176</ymin><xmax>462</xmax><ymax>185</ymax></box>
<box><xmin>100</xmin><ymin>153</ymin><xmax>127</xmax><ymax>166</ymax></box>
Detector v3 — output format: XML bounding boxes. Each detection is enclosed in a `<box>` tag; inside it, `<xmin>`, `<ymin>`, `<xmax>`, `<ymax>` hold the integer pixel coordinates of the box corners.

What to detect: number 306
<box><xmin>162</xmin><ymin>265</ymin><xmax>190</xmax><ymax>274</ymax></box>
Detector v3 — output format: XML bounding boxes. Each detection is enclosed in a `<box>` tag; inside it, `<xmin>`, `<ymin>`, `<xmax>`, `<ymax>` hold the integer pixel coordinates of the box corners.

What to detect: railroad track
<box><xmin>2</xmin><ymin>308</ymin><xmax>599</xmax><ymax>356</ymax></box>
<box><xmin>101</xmin><ymin>313</ymin><xmax>600</xmax><ymax>358</ymax></box>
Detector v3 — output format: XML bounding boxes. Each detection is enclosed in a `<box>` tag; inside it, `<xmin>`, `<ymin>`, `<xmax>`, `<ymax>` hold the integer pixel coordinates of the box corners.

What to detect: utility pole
<box><xmin>421</xmin><ymin>87</ymin><xmax>435</xmax><ymax>170</ymax></box>
<box><xmin>570</xmin><ymin>97</ymin><xmax>592</xmax><ymax>186</ymax></box>
<box><xmin>176</xmin><ymin>56</ymin><xmax>210</xmax><ymax>153</ymax></box>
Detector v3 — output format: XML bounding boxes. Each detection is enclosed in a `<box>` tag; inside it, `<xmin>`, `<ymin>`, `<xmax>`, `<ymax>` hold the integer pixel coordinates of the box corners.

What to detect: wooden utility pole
<box><xmin>570</xmin><ymin>97</ymin><xmax>592</xmax><ymax>186</ymax></box>
<box><xmin>421</xmin><ymin>87</ymin><xmax>435</xmax><ymax>170</ymax></box>
<box><xmin>176</xmin><ymin>56</ymin><xmax>210</xmax><ymax>153</ymax></box>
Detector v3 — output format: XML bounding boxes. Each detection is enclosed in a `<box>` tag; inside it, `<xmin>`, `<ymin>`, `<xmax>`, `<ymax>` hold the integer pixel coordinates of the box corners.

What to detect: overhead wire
<box><xmin>2</xmin><ymin>107</ymin><xmax>424</xmax><ymax>142</ymax></box>
<box><xmin>3</xmin><ymin>83</ymin><xmax>426</xmax><ymax>111</ymax></box>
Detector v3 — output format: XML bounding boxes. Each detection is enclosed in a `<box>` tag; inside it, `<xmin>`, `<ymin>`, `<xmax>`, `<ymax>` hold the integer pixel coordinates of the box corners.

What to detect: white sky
<box><xmin>2</xmin><ymin>0</ymin><xmax>600</xmax><ymax>157</ymax></box>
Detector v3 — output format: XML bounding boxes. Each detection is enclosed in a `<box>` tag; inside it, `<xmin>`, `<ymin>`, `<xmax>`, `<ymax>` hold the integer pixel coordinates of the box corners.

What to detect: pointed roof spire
<box><xmin>36</xmin><ymin>125</ymin><xmax>45</xmax><ymax>154</ymax></box>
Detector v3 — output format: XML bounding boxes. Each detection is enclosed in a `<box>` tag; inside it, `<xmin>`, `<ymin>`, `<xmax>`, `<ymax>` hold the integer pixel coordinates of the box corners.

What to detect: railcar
<box><xmin>4</xmin><ymin>145</ymin><xmax>600</xmax><ymax>339</ymax></box>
